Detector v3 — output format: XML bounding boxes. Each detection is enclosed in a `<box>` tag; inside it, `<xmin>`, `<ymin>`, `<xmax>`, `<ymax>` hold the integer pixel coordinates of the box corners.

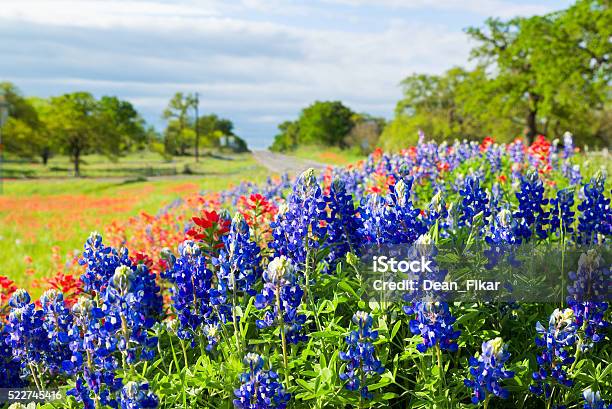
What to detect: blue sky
<box><xmin>0</xmin><ymin>0</ymin><xmax>573</xmax><ymax>149</ymax></box>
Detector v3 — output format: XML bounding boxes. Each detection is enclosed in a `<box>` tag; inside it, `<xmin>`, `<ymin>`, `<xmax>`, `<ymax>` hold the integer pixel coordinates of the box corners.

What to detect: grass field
<box><xmin>0</xmin><ymin>151</ymin><xmax>269</xmax><ymax>290</ymax></box>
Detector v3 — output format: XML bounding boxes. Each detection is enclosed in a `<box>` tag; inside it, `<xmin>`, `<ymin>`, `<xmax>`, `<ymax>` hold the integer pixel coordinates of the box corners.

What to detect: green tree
<box><xmin>45</xmin><ymin>92</ymin><xmax>100</xmax><ymax>176</ymax></box>
<box><xmin>466</xmin><ymin>0</ymin><xmax>611</xmax><ymax>144</ymax></box>
<box><xmin>163</xmin><ymin>92</ymin><xmax>196</xmax><ymax>155</ymax></box>
<box><xmin>297</xmin><ymin>101</ymin><xmax>354</xmax><ymax>147</ymax></box>
<box><xmin>98</xmin><ymin>96</ymin><xmax>147</xmax><ymax>154</ymax></box>
<box><xmin>270</xmin><ymin>120</ymin><xmax>300</xmax><ymax>152</ymax></box>
<box><xmin>0</xmin><ymin>82</ymin><xmax>51</xmax><ymax>163</ymax></box>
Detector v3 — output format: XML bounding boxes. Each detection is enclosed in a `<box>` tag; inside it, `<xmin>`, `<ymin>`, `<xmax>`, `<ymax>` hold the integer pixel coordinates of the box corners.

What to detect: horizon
<box><xmin>0</xmin><ymin>0</ymin><xmax>573</xmax><ymax>149</ymax></box>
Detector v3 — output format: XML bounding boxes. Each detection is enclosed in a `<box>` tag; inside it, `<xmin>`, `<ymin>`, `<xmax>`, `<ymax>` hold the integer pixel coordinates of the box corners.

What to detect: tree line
<box><xmin>0</xmin><ymin>85</ymin><xmax>246</xmax><ymax>176</ymax></box>
<box><xmin>272</xmin><ymin>0</ymin><xmax>611</xmax><ymax>153</ymax></box>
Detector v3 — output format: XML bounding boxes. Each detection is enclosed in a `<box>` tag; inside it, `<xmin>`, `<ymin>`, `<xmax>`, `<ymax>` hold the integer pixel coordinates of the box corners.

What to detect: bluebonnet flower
<box><xmin>0</xmin><ymin>325</ymin><xmax>26</xmax><ymax>387</ymax></box>
<box><xmin>255</xmin><ymin>256</ymin><xmax>306</xmax><ymax>344</ymax></box>
<box><xmin>464</xmin><ymin>337</ymin><xmax>515</xmax><ymax>404</ymax></box>
<box><xmin>5</xmin><ymin>289</ymin><xmax>49</xmax><ymax>382</ymax></box>
<box><xmin>577</xmin><ymin>173</ymin><xmax>611</xmax><ymax>244</ymax></box>
<box><xmin>101</xmin><ymin>263</ymin><xmax>162</xmax><ymax>363</ymax></box>
<box><xmin>404</xmin><ymin>302</ymin><xmax>460</xmax><ymax>352</ymax></box>
<box><xmin>513</xmin><ymin>170</ymin><xmax>549</xmax><ymax>240</ymax></box>
<box><xmin>214</xmin><ymin>213</ymin><xmax>262</xmax><ymax>297</ymax></box>
<box><xmin>388</xmin><ymin>179</ymin><xmax>427</xmax><ymax>244</ymax></box>
<box><xmin>269</xmin><ymin>168</ymin><xmax>327</xmax><ymax>268</ymax></box>
<box><xmin>485</xmin><ymin>144</ymin><xmax>503</xmax><ymax>173</ymax></box>
<box><xmin>323</xmin><ymin>179</ymin><xmax>363</xmax><ymax>270</ymax></box>
<box><xmin>550</xmin><ymin>188</ymin><xmax>575</xmax><ymax>235</ymax></box>
<box><xmin>80</xmin><ymin>231</ymin><xmax>131</xmax><ymax>294</ymax></box>
<box><xmin>484</xmin><ymin>209</ymin><xmax>520</xmax><ymax>268</ymax></box>
<box><xmin>40</xmin><ymin>289</ymin><xmax>73</xmax><ymax>375</ymax></box>
<box><xmin>233</xmin><ymin>353</ymin><xmax>290</xmax><ymax>409</ymax></box>
<box><xmin>339</xmin><ymin>311</ymin><xmax>384</xmax><ymax>400</ymax></box>
<box><xmin>508</xmin><ymin>139</ymin><xmax>525</xmax><ymax>164</ymax></box>
<box><xmin>359</xmin><ymin>193</ymin><xmax>397</xmax><ymax>246</ymax></box>
<box><xmin>562</xmin><ymin>132</ymin><xmax>574</xmax><ymax>160</ymax></box>
<box><xmin>119</xmin><ymin>381</ymin><xmax>159</xmax><ymax>409</ymax></box>
<box><xmin>162</xmin><ymin>240</ymin><xmax>217</xmax><ymax>341</ymax></box>
<box><xmin>530</xmin><ymin>308</ymin><xmax>577</xmax><ymax>397</ymax></box>
<box><xmin>459</xmin><ymin>175</ymin><xmax>491</xmax><ymax>228</ymax></box>
<box><xmin>582</xmin><ymin>388</ymin><xmax>611</xmax><ymax>409</ymax></box>
<box><xmin>425</xmin><ymin>190</ymin><xmax>449</xmax><ymax>228</ymax></box>
<box><xmin>65</xmin><ymin>297</ymin><xmax>123</xmax><ymax>409</ymax></box>
<box><xmin>567</xmin><ymin>250</ymin><xmax>609</xmax><ymax>350</ymax></box>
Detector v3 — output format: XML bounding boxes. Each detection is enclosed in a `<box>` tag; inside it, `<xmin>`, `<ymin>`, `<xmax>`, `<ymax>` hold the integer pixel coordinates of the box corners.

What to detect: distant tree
<box><xmin>163</xmin><ymin>92</ymin><xmax>196</xmax><ymax>155</ymax></box>
<box><xmin>298</xmin><ymin>101</ymin><xmax>354</xmax><ymax>147</ymax></box>
<box><xmin>0</xmin><ymin>82</ymin><xmax>50</xmax><ymax>163</ymax></box>
<box><xmin>45</xmin><ymin>92</ymin><xmax>100</xmax><ymax>176</ymax></box>
<box><xmin>270</xmin><ymin>120</ymin><xmax>300</xmax><ymax>152</ymax></box>
<box><xmin>466</xmin><ymin>0</ymin><xmax>611</xmax><ymax>144</ymax></box>
<box><xmin>98</xmin><ymin>96</ymin><xmax>147</xmax><ymax>153</ymax></box>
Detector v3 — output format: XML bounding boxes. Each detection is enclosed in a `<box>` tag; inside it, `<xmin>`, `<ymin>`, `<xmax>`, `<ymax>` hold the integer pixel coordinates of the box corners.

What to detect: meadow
<box><xmin>0</xmin><ymin>151</ymin><xmax>270</xmax><ymax>291</ymax></box>
<box><xmin>0</xmin><ymin>136</ymin><xmax>610</xmax><ymax>409</ymax></box>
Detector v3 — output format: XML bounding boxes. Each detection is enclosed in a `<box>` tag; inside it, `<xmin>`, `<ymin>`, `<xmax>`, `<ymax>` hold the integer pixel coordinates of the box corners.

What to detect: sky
<box><xmin>0</xmin><ymin>0</ymin><xmax>573</xmax><ymax>149</ymax></box>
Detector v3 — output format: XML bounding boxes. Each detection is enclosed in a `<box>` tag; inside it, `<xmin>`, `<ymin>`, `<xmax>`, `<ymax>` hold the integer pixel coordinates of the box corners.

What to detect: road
<box><xmin>252</xmin><ymin>150</ymin><xmax>329</xmax><ymax>175</ymax></box>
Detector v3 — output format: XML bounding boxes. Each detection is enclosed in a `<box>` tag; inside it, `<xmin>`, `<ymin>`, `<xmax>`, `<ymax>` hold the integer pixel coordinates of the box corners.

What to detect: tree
<box><xmin>0</xmin><ymin>82</ymin><xmax>50</xmax><ymax>163</ymax></box>
<box><xmin>466</xmin><ymin>0</ymin><xmax>611</xmax><ymax>144</ymax></box>
<box><xmin>46</xmin><ymin>92</ymin><xmax>100</xmax><ymax>176</ymax></box>
<box><xmin>297</xmin><ymin>101</ymin><xmax>354</xmax><ymax>147</ymax></box>
<box><xmin>163</xmin><ymin>92</ymin><xmax>196</xmax><ymax>155</ymax></box>
<box><xmin>98</xmin><ymin>96</ymin><xmax>146</xmax><ymax>154</ymax></box>
<box><xmin>270</xmin><ymin>120</ymin><xmax>300</xmax><ymax>152</ymax></box>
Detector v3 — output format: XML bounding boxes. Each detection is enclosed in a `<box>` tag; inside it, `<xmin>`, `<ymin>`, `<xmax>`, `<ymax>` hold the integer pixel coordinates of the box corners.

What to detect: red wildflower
<box><xmin>480</xmin><ymin>136</ymin><xmax>495</xmax><ymax>152</ymax></box>
<box><xmin>186</xmin><ymin>209</ymin><xmax>231</xmax><ymax>254</ymax></box>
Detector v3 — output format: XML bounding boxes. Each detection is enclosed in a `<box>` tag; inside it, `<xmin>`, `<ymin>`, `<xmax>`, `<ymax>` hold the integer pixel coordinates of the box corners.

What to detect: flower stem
<box><xmin>275</xmin><ymin>286</ymin><xmax>290</xmax><ymax>389</ymax></box>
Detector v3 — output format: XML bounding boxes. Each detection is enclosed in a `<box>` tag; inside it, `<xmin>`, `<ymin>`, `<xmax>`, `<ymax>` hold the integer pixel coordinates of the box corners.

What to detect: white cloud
<box><xmin>324</xmin><ymin>0</ymin><xmax>561</xmax><ymax>18</ymax></box>
<box><xmin>0</xmin><ymin>0</ymin><xmax>567</xmax><ymax>148</ymax></box>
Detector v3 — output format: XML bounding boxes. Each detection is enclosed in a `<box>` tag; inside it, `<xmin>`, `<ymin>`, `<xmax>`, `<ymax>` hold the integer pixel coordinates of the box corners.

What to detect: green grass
<box><xmin>3</xmin><ymin>149</ymin><xmax>254</xmax><ymax>179</ymax></box>
<box><xmin>291</xmin><ymin>145</ymin><xmax>366</xmax><ymax>166</ymax></box>
<box><xmin>0</xmin><ymin>152</ymin><xmax>270</xmax><ymax>290</ymax></box>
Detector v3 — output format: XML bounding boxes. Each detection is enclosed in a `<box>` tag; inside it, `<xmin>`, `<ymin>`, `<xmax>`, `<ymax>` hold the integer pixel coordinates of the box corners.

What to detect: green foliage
<box><xmin>270</xmin><ymin>101</ymin><xmax>384</xmax><ymax>152</ymax></box>
<box><xmin>380</xmin><ymin>0</ymin><xmax>612</xmax><ymax>151</ymax></box>
<box><xmin>298</xmin><ymin>101</ymin><xmax>354</xmax><ymax>147</ymax></box>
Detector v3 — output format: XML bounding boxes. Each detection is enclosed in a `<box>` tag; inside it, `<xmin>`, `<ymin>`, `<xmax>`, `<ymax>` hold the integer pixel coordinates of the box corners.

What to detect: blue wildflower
<box><xmin>404</xmin><ymin>301</ymin><xmax>460</xmax><ymax>353</ymax></box>
<box><xmin>270</xmin><ymin>168</ymin><xmax>327</xmax><ymax>268</ymax></box>
<box><xmin>583</xmin><ymin>388</ymin><xmax>611</xmax><ymax>409</ymax></box>
<box><xmin>530</xmin><ymin>308</ymin><xmax>577</xmax><ymax>397</ymax></box>
<box><xmin>550</xmin><ymin>188</ymin><xmax>576</xmax><ymax>235</ymax></box>
<box><xmin>513</xmin><ymin>170</ymin><xmax>550</xmax><ymax>240</ymax></box>
<box><xmin>255</xmin><ymin>256</ymin><xmax>306</xmax><ymax>344</ymax></box>
<box><xmin>233</xmin><ymin>353</ymin><xmax>290</xmax><ymax>409</ymax></box>
<box><xmin>119</xmin><ymin>381</ymin><xmax>159</xmax><ymax>409</ymax></box>
<box><xmin>339</xmin><ymin>311</ymin><xmax>384</xmax><ymax>400</ymax></box>
<box><xmin>464</xmin><ymin>337</ymin><xmax>515</xmax><ymax>404</ymax></box>
<box><xmin>323</xmin><ymin>179</ymin><xmax>363</xmax><ymax>270</ymax></box>
<box><xmin>577</xmin><ymin>173</ymin><xmax>611</xmax><ymax>244</ymax></box>
<box><xmin>162</xmin><ymin>240</ymin><xmax>217</xmax><ymax>341</ymax></box>
<box><xmin>459</xmin><ymin>175</ymin><xmax>491</xmax><ymax>228</ymax></box>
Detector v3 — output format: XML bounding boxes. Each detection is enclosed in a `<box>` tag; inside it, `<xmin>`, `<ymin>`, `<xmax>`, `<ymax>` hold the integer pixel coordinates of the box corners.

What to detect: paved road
<box><xmin>252</xmin><ymin>150</ymin><xmax>329</xmax><ymax>175</ymax></box>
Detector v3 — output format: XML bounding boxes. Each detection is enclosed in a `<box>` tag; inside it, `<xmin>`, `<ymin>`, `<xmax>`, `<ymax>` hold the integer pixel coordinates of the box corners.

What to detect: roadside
<box><xmin>252</xmin><ymin>150</ymin><xmax>329</xmax><ymax>175</ymax></box>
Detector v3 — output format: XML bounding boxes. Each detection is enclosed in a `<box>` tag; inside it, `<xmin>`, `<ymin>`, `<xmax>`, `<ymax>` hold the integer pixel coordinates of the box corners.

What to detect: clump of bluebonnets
<box><xmin>404</xmin><ymin>301</ymin><xmax>460</xmax><ymax>353</ymax></box>
<box><xmin>255</xmin><ymin>256</ymin><xmax>307</xmax><ymax>344</ymax></box>
<box><xmin>530</xmin><ymin>308</ymin><xmax>577</xmax><ymax>398</ymax></box>
<box><xmin>233</xmin><ymin>353</ymin><xmax>290</xmax><ymax>409</ymax></box>
<box><xmin>339</xmin><ymin>311</ymin><xmax>384</xmax><ymax>400</ymax></box>
<box><xmin>464</xmin><ymin>337</ymin><xmax>515</xmax><ymax>404</ymax></box>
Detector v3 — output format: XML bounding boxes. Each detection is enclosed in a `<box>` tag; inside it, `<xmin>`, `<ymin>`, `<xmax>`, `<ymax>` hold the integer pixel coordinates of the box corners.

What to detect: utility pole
<box><xmin>0</xmin><ymin>93</ymin><xmax>8</xmax><ymax>195</ymax></box>
<box><xmin>194</xmin><ymin>92</ymin><xmax>200</xmax><ymax>163</ymax></box>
